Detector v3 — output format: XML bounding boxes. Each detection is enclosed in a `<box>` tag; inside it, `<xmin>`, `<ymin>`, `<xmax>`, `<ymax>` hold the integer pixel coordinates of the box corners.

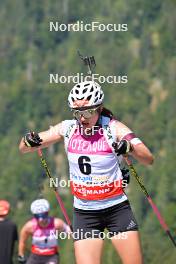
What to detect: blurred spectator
<box><xmin>0</xmin><ymin>200</ymin><xmax>18</xmax><ymax>264</ymax></box>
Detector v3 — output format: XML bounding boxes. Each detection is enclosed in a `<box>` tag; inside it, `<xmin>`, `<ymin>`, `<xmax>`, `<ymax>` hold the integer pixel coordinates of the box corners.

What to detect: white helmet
<box><xmin>68</xmin><ymin>81</ymin><xmax>104</xmax><ymax>108</ymax></box>
<box><xmin>30</xmin><ymin>199</ymin><xmax>50</xmax><ymax>214</ymax></box>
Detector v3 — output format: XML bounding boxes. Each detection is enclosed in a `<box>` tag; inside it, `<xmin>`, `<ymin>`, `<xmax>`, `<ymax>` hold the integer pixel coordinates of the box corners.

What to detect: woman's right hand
<box><xmin>24</xmin><ymin>132</ymin><xmax>43</xmax><ymax>147</ymax></box>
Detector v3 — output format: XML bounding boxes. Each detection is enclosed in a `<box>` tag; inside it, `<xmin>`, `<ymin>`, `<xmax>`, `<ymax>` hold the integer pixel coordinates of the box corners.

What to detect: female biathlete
<box><xmin>18</xmin><ymin>199</ymin><xmax>70</xmax><ymax>264</ymax></box>
<box><xmin>19</xmin><ymin>81</ymin><xmax>154</xmax><ymax>264</ymax></box>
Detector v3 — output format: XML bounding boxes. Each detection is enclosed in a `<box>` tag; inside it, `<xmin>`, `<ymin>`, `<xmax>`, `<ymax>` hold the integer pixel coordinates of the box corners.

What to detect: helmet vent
<box><xmin>90</xmin><ymin>86</ymin><xmax>94</xmax><ymax>92</ymax></box>
<box><xmin>71</xmin><ymin>97</ymin><xmax>75</xmax><ymax>102</ymax></box>
<box><xmin>95</xmin><ymin>91</ymin><xmax>98</xmax><ymax>97</ymax></box>
<box><xmin>75</xmin><ymin>89</ymin><xmax>79</xmax><ymax>94</ymax></box>
<box><xmin>84</xmin><ymin>83</ymin><xmax>90</xmax><ymax>87</ymax></box>
<box><xmin>87</xmin><ymin>95</ymin><xmax>92</xmax><ymax>101</ymax></box>
<box><xmin>83</xmin><ymin>88</ymin><xmax>88</xmax><ymax>93</ymax></box>
<box><xmin>94</xmin><ymin>97</ymin><xmax>98</xmax><ymax>103</ymax></box>
<box><xmin>76</xmin><ymin>84</ymin><xmax>80</xmax><ymax>88</ymax></box>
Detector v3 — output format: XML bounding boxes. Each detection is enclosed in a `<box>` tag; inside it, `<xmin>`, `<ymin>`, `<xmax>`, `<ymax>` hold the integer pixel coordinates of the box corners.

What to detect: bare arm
<box><xmin>19</xmin><ymin>122</ymin><xmax>64</xmax><ymax>153</ymax></box>
<box><xmin>128</xmin><ymin>142</ymin><xmax>154</xmax><ymax>165</ymax></box>
<box><xmin>115</xmin><ymin>121</ymin><xmax>154</xmax><ymax>165</ymax></box>
<box><xmin>54</xmin><ymin>218</ymin><xmax>71</xmax><ymax>234</ymax></box>
<box><xmin>18</xmin><ymin>221</ymin><xmax>33</xmax><ymax>256</ymax></box>
<box><xmin>54</xmin><ymin>218</ymin><xmax>68</xmax><ymax>231</ymax></box>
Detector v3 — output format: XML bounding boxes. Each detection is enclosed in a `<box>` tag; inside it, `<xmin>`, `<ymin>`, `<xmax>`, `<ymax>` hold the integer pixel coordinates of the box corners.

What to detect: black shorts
<box><xmin>73</xmin><ymin>200</ymin><xmax>138</xmax><ymax>241</ymax></box>
<box><xmin>26</xmin><ymin>253</ymin><xmax>59</xmax><ymax>264</ymax></box>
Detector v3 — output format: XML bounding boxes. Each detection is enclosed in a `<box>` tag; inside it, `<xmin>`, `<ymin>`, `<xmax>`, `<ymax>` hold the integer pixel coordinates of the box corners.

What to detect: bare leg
<box><xmin>74</xmin><ymin>238</ymin><xmax>104</xmax><ymax>264</ymax></box>
<box><xmin>111</xmin><ymin>231</ymin><xmax>143</xmax><ymax>264</ymax></box>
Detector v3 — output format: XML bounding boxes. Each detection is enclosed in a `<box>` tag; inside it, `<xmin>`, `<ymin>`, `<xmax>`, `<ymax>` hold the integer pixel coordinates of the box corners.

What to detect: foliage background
<box><xmin>0</xmin><ymin>0</ymin><xmax>176</xmax><ymax>263</ymax></box>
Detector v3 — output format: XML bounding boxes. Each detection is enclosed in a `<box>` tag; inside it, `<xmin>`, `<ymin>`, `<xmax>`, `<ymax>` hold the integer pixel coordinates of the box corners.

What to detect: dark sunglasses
<box><xmin>34</xmin><ymin>212</ymin><xmax>48</xmax><ymax>219</ymax></box>
<box><xmin>72</xmin><ymin>106</ymin><xmax>100</xmax><ymax>119</ymax></box>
